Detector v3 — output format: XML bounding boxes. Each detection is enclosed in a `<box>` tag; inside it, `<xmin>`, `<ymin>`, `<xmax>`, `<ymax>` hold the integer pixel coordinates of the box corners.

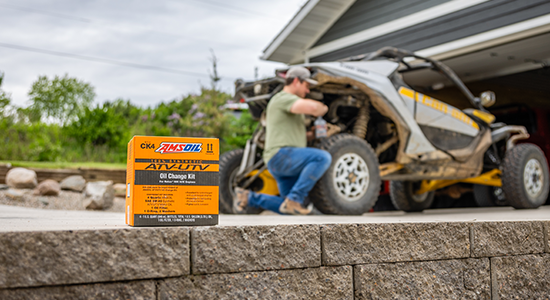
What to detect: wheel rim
<box><xmin>411</xmin><ymin>182</ymin><xmax>429</xmax><ymax>203</ymax></box>
<box><xmin>524</xmin><ymin>158</ymin><xmax>543</xmax><ymax>197</ymax></box>
<box><xmin>229</xmin><ymin>168</ymin><xmax>240</xmax><ymax>200</ymax></box>
<box><xmin>492</xmin><ymin>187</ymin><xmax>507</xmax><ymax>205</ymax></box>
<box><xmin>411</xmin><ymin>192</ymin><xmax>429</xmax><ymax>203</ymax></box>
<box><xmin>332</xmin><ymin>153</ymin><xmax>370</xmax><ymax>202</ymax></box>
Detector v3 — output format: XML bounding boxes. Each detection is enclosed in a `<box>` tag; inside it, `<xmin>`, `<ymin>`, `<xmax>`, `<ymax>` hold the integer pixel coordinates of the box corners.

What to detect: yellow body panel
<box><xmin>248</xmin><ymin>170</ymin><xmax>279</xmax><ymax>196</ymax></box>
<box><xmin>398</xmin><ymin>87</ymin><xmax>479</xmax><ymax>130</ymax></box>
<box><xmin>415</xmin><ymin>169</ymin><xmax>502</xmax><ymax>195</ymax></box>
<box><xmin>472</xmin><ymin>110</ymin><xmax>496</xmax><ymax>124</ymax></box>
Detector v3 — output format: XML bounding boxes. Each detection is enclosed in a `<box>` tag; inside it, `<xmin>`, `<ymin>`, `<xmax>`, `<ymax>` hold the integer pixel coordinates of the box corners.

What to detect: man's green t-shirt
<box><xmin>263</xmin><ymin>91</ymin><xmax>306</xmax><ymax>163</ymax></box>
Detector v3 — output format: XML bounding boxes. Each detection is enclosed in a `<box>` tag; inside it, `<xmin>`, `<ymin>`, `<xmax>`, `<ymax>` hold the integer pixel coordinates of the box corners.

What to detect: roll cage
<box><xmin>339</xmin><ymin>47</ymin><xmax>483</xmax><ymax>110</ymax></box>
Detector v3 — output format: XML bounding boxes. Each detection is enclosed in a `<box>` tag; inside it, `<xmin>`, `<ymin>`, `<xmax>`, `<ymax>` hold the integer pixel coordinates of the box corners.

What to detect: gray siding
<box><xmin>314</xmin><ymin>0</ymin><xmax>452</xmax><ymax>46</ymax></box>
<box><xmin>311</xmin><ymin>0</ymin><xmax>550</xmax><ymax>62</ymax></box>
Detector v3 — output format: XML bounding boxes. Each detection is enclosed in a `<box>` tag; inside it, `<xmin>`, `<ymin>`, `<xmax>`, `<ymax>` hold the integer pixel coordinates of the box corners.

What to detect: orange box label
<box><xmin>125</xmin><ymin>136</ymin><xmax>219</xmax><ymax>226</ymax></box>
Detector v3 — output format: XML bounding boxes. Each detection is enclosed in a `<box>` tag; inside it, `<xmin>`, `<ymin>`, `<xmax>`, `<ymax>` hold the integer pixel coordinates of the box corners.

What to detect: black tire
<box><xmin>389</xmin><ymin>181</ymin><xmax>435</xmax><ymax>212</ymax></box>
<box><xmin>501</xmin><ymin>143</ymin><xmax>549</xmax><ymax>209</ymax></box>
<box><xmin>473</xmin><ymin>185</ymin><xmax>507</xmax><ymax>207</ymax></box>
<box><xmin>310</xmin><ymin>134</ymin><xmax>380</xmax><ymax>215</ymax></box>
<box><xmin>219</xmin><ymin>149</ymin><xmax>263</xmax><ymax>214</ymax></box>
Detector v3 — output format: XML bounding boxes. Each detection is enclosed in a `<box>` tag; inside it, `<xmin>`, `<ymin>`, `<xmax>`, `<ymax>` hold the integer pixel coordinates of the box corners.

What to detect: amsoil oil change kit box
<box><xmin>125</xmin><ymin>136</ymin><xmax>219</xmax><ymax>226</ymax></box>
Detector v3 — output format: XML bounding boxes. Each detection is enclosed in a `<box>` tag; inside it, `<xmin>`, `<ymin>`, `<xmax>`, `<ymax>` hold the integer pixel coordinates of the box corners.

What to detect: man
<box><xmin>233</xmin><ymin>66</ymin><xmax>331</xmax><ymax>215</ymax></box>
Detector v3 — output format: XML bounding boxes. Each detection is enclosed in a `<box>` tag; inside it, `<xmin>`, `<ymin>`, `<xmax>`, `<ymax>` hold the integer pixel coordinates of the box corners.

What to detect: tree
<box><xmin>0</xmin><ymin>72</ymin><xmax>11</xmax><ymax>116</ymax></box>
<box><xmin>64</xmin><ymin>102</ymin><xmax>130</xmax><ymax>149</ymax></box>
<box><xmin>26</xmin><ymin>74</ymin><xmax>95</xmax><ymax>124</ymax></box>
<box><xmin>208</xmin><ymin>49</ymin><xmax>221</xmax><ymax>89</ymax></box>
<box><xmin>177</xmin><ymin>88</ymin><xmax>234</xmax><ymax>151</ymax></box>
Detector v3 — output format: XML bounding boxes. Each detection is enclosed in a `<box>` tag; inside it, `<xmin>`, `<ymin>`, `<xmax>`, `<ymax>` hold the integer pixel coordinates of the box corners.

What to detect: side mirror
<box><xmin>480</xmin><ymin>91</ymin><xmax>496</xmax><ymax>107</ymax></box>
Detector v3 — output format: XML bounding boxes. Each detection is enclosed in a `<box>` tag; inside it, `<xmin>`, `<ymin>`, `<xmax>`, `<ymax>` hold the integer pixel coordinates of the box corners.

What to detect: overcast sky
<box><xmin>0</xmin><ymin>0</ymin><xmax>306</xmax><ymax>108</ymax></box>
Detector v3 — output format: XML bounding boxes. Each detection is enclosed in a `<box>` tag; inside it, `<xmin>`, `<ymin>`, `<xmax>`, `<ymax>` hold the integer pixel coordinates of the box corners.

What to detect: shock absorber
<box><xmin>353</xmin><ymin>101</ymin><xmax>369</xmax><ymax>139</ymax></box>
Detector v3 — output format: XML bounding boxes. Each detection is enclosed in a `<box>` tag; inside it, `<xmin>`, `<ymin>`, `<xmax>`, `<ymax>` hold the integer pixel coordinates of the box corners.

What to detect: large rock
<box><xmin>34</xmin><ymin>179</ymin><xmax>61</xmax><ymax>196</ymax></box>
<box><xmin>5</xmin><ymin>167</ymin><xmax>37</xmax><ymax>189</ymax></box>
<box><xmin>60</xmin><ymin>175</ymin><xmax>86</xmax><ymax>192</ymax></box>
<box><xmin>5</xmin><ymin>189</ymin><xmax>25</xmax><ymax>201</ymax></box>
<box><xmin>113</xmin><ymin>183</ymin><xmax>127</xmax><ymax>197</ymax></box>
<box><xmin>83</xmin><ymin>181</ymin><xmax>115</xmax><ymax>210</ymax></box>
<box><xmin>160</xmin><ymin>266</ymin><xmax>352</xmax><ymax>300</ymax></box>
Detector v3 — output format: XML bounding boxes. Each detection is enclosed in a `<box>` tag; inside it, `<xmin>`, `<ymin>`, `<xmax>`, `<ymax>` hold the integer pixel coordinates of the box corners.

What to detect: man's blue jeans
<box><xmin>248</xmin><ymin>147</ymin><xmax>331</xmax><ymax>213</ymax></box>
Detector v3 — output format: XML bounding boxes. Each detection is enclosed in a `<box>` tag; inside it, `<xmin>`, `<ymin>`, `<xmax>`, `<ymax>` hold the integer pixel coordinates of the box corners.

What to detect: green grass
<box><xmin>0</xmin><ymin>161</ymin><xmax>127</xmax><ymax>170</ymax></box>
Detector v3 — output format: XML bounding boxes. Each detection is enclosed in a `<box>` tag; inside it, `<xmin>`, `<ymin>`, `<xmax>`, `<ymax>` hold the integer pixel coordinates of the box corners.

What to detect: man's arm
<box><xmin>289</xmin><ymin>98</ymin><xmax>328</xmax><ymax>117</ymax></box>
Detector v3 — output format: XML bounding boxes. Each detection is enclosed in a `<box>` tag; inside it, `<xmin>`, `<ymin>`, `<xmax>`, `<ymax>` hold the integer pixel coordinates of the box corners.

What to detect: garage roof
<box><xmin>261</xmin><ymin>0</ymin><xmax>355</xmax><ymax>63</ymax></box>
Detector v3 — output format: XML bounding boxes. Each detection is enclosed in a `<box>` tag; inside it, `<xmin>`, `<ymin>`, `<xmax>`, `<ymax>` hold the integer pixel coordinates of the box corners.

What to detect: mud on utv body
<box><xmin>220</xmin><ymin>47</ymin><xmax>549</xmax><ymax>215</ymax></box>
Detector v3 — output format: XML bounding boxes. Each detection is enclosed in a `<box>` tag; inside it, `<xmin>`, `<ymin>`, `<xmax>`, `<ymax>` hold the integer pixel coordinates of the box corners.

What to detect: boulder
<box><xmin>83</xmin><ymin>181</ymin><xmax>114</xmax><ymax>210</ymax></box>
<box><xmin>6</xmin><ymin>168</ymin><xmax>37</xmax><ymax>189</ymax></box>
<box><xmin>38</xmin><ymin>196</ymin><xmax>49</xmax><ymax>206</ymax></box>
<box><xmin>0</xmin><ymin>184</ymin><xmax>8</xmax><ymax>190</ymax></box>
<box><xmin>113</xmin><ymin>183</ymin><xmax>127</xmax><ymax>197</ymax></box>
<box><xmin>5</xmin><ymin>189</ymin><xmax>25</xmax><ymax>201</ymax></box>
<box><xmin>34</xmin><ymin>179</ymin><xmax>61</xmax><ymax>196</ymax></box>
<box><xmin>60</xmin><ymin>175</ymin><xmax>86</xmax><ymax>192</ymax></box>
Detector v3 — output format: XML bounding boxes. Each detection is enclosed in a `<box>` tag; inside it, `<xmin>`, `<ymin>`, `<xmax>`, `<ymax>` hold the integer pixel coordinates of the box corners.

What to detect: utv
<box><xmin>220</xmin><ymin>47</ymin><xmax>549</xmax><ymax>215</ymax></box>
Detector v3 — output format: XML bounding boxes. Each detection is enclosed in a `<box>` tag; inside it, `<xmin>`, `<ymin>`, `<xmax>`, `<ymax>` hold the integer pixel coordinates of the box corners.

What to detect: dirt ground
<box><xmin>0</xmin><ymin>188</ymin><xmax>126</xmax><ymax>212</ymax></box>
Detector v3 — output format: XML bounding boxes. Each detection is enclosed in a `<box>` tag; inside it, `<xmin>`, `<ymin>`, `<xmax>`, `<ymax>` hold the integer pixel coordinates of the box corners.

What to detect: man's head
<box><xmin>284</xmin><ymin>66</ymin><xmax>317</xmax><ymax>98</ymax></box>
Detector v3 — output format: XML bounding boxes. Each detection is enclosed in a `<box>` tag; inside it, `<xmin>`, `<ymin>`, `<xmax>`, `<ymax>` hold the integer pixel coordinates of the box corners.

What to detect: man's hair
<box><xmin>285</xmin><ymin>76</ymin><xmax>304</xmax><ymax>86</ymax></box>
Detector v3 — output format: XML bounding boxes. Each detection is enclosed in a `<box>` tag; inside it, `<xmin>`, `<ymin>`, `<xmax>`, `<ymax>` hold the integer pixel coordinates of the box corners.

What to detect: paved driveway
<box><xmin>1</xmin><ymin>204</ymin><xmax>549</xmax><ymax>232</ymax></box>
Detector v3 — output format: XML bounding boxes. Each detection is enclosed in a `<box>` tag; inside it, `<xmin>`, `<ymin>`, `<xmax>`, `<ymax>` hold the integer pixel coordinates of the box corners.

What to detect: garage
<box><xmin>261</xmin><ymin>0</ymin><xmax>550</xmax><ymax>208</ymax></box>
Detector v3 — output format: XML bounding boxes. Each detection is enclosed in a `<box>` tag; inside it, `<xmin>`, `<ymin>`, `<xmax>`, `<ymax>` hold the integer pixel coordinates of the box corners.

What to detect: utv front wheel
<box><xmin>310</xmin><ymin>134</ymin><xmax>380</xmax><ymax>215</ymax></box>
<box><xmin>219</xmin><ymin>149</ymin><xmax>263</xmax><ymax>214</ymax></box>
<box><xmin>501</xmin><ymin>143</ymin><xmax>549</xmax><ymax>209</ymax></box>
<box><xmin>390</xmin><ymin>181</ymin><xmax>435</xmax><ymax>212</ymax></box>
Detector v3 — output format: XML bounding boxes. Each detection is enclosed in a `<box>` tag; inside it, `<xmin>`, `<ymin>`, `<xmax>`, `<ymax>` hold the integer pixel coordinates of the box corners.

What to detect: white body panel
<box><xmin>399</xmin><ymin>87</ymin><xmax>416</xmax><ymax>115</ymax></box>
<box><xmin>338</xmin><ymin>61</ymin><xmax>402</xmax><ymax>77</ymax></box>
<box><xmin>305</xmin><ymin>61</ymin><xmax>437</xmax><ymax>155</ymax></box>
<box><xmin>398</xmin><ymin>87</ymin><xmax>479</xmax><ymax>137</ymax></box>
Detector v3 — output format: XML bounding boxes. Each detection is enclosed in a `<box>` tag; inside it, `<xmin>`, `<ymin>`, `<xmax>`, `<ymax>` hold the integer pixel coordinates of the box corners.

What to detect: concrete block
<box><xmin>0</xmin><ymin>280</ymin><xmax>155</xmax><ymax>300</ymax></box>
<box><xmin>471</xmin><ymin>221</ymin><xmax>545</xmax><ymax>257</ymax></box>
<box><xmin>191</xmin><ymin>225</ymin><xmax>320</xmax><ymax>274</ymax></box>
<box><xmin>0</xmin><ymin>228</ymin><xmax>189</xmax><ymax>288</ymax></box>
<box><xmin>544</xmin><ymin>221</ymin><xmax>549</xmax><ymax>253</ymax></box>
<box><xmin>491</xmin><ymin>254</ymin><xmax>550</xmax><ymax>299</ymax></box>
<box><xmin>159</xmin><ymin>266</ymin><xmax>352</xmax><ymax>300</ymax></box>
<box><xmin>354</xmin><ymin>258</ymin><xmax>490</xmax><ymax>299</ymax></box>
<box><xmin>321</xmin><ymin>222</ymin><xmax>469</xmax><ymax>265</ymax></box>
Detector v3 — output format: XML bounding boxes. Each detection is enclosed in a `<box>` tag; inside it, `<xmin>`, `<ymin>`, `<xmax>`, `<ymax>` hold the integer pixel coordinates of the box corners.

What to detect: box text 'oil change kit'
<box><xmin>125</xmin><ymin>136</ymin><xmax>219</xmax><ymax>226</ymax></box>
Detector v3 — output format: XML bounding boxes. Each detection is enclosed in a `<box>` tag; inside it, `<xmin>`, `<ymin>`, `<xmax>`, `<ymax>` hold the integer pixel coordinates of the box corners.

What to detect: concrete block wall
<box><xmin>0</xmin><ymin>221</ymin><xmax>549</xmax><ymax>299</ymax></box>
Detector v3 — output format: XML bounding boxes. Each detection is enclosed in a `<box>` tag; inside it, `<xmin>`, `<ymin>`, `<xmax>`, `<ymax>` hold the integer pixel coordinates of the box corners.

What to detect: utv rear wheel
<box><xmin>219</xmin><ymin>149</ymin><xmax>263</xmax><ymax>214</ymax></box>
<box><xmin>501</xmin><ymin>143</ymin><xmax>549</xmax><ymax>209</ymax></box>
<box><xmin>473</xmin><ymin>185</ymin><xmax>508</xmax><ymax>207</ymax></box>
<box><xmin>310</xmin><ymin>134</ymin><xmax>380</xmax><ymax>215</ymax></box>
<box><xmin>390</xmin><ymin>181</ymin><xmax>435</xmax><ymax>212</ymax></box>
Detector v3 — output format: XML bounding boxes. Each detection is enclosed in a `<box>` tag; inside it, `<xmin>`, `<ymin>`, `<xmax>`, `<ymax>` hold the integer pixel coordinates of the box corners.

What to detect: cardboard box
<box><xmin>125</xmin><ymin>136</ymin><xmax>219</xmax><ymax>226</ymax></box>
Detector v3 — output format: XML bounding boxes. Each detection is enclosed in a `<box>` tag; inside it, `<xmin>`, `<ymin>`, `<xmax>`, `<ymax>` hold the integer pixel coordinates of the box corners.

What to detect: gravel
<box><xmin>0</xmin><ymin>189</ymin><xmax>126</xmax><ymax>212</ymax></box>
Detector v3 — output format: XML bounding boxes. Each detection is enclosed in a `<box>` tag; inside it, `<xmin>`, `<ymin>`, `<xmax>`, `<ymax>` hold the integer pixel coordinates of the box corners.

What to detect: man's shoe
<box><xmin>233</xmin><ymin>187</ymin><xmax>249</xmax><ymax>214</ymax></box>
<box><xmin>279</xmin><ymin>198</ymin><xmax>312</xmax><ymax>215</ymax></box>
